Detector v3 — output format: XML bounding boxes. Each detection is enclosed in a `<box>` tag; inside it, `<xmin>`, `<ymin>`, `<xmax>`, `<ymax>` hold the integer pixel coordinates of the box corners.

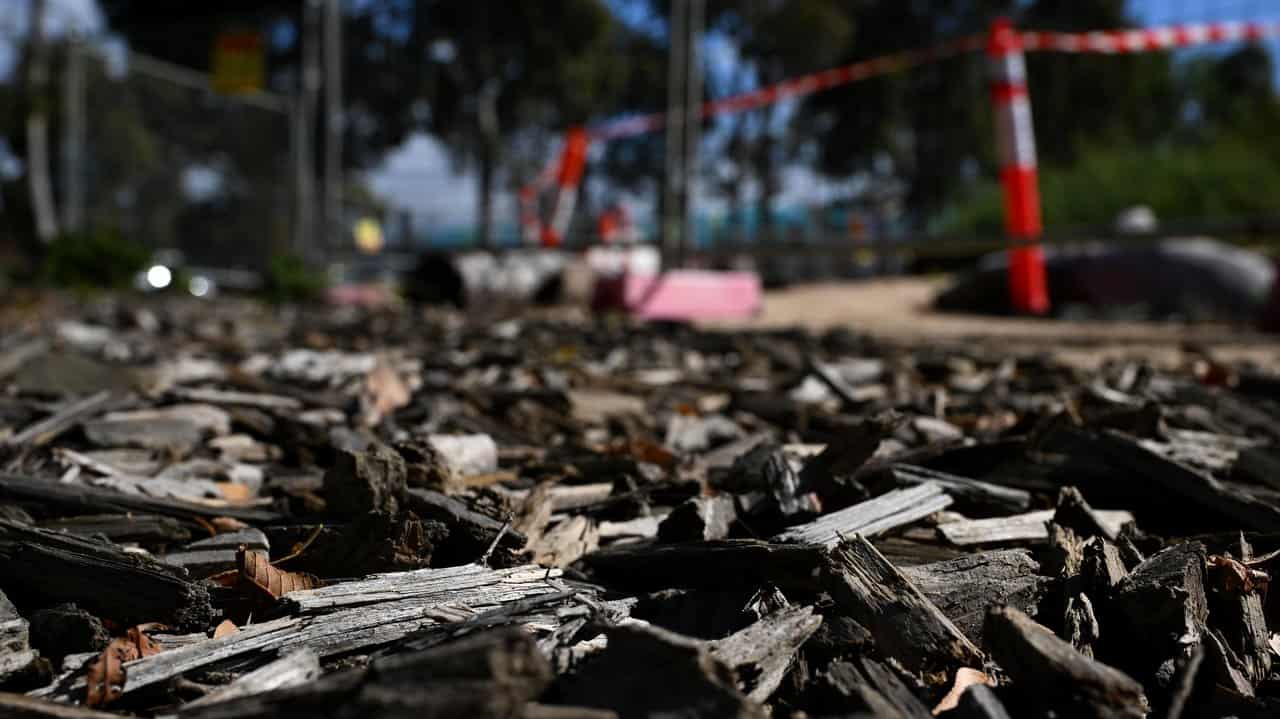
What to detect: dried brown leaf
<box><xmin>86</xmin><ymin>624</ymin><xmax>167</xmax><ymax>707</ymax></box>
<box><xmin>193</xmin><ymin>516</ymin><xmax>217</xmax><ymax>537</ymax></box>
<box><xmin>208</xmin><ymin>567</ymin><xmax>240</xmax><ymax>588</ymax></box>
<box><xmin>213</xmin><ymin>619</ymin><xmax>238</xmax><ymax>638</ymax></box>
<box><xmin>237</xmin><ymin>545</ymin><xmax>321</xmax><ymax>600</ymax></box>
<box><xmin>1194</xmin><ymin>359</ymin><xmax>1237</xmax><ymax>388</ymax></box>
<box><xmin>613</xmin><ymin>437</ymin><xmax>676</xmax><ymax>470</ymax></box>
<box><xmin>216</xmin><ymin>482</ymin><xmax>255</xmax><ymax>503</ymax></box>
<box><xmin>129</xmin><ymin>626</ymin><xmax>164</xmax><ymax>658</ymax></box>
<box><xmin>211</xmin><ymin>516</ymin><xmax>251</xmax><ymax>533</ymax></box>
<box><xmin>1209</xmin><ymin>555</ymin><xmax>1270</xmax><ymax>595</ymax></box>
<box><xmin>364</xmin><ymin>362</ymin><xmax>410</xmax><ymax>425</ymax></box>
<box><xmin>931</xmin><ymin>667</ymin><xmax>993</xmax><ymax>715</ymax></box>
<box><xmin>86</xmin><ymin>637</ymin><xmax>137</xmax><ymax>707</ymax></box>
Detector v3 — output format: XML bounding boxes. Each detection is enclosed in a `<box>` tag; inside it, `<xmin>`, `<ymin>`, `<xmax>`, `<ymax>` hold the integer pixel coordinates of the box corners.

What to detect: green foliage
<box><xmin>262</xmin><ymin>253</ymin><xmax>327</xmax><ymax>303</ymax></box>
<box><xmin>39</xmin><ymin>227</ymin><xmax>149</xmax><ymax>289</ymax></box>
<box><xmin>937</xmin><ymin>134</ymin><xmax>1280</xmax><ymax>236</ymax></box>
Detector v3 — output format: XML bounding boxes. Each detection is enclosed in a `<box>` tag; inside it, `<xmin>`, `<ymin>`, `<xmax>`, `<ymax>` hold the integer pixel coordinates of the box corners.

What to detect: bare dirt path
<box><xmin>711</xmin><ymin>277</ymin><xmax>1280</xmax><ymax>369</ymax></box>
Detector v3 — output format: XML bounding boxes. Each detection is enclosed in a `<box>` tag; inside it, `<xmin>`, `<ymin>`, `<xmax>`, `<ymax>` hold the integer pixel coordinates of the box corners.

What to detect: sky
<box><xmin>0</xmin><ymin>0</ymin><xmax>102</xmax><ymax>78</ymax></box>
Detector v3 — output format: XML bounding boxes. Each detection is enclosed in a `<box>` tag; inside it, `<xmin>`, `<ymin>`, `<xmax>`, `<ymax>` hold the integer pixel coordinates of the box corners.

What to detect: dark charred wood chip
<box><xmin>953</xmin><ymin>684</ymin><xmax>1015</xmax><ymax>719</ymax></box>
<box><xmin>36</xmin><ymin>515</ymin><xmax>191</xmax><ymax>545</ymax></box>
<box><xmin>984</xmin><ymin>606</ymin><xmax>1148</xmax><ymax>719</ymax></box>
<box><xmin>1054</xmin><ymin>486</ymin><xmax>1120</xmax><ymax>541</ymax></box>
<box><xmin>887</xmin><ymin>464</ymin><xmax>1031</xmax><ymax>515</ymax></box>
<box><xmin>1108</xmin><ymin>542</ymin><xmax>1208</xmax><ymax>680</ymax></box>
<box><xmin>0</xmin><ymin>520</ymin><xmax>212</xmax><ymax>631</ymax></box>
<box><xmin>558</xmin><ymin>621</ymin><xmax>766</xmax><ymax>719</ymax></box>
<box><xmin>821</xmin><ymin>535</ymin><xmax>982</xmax><ymax>676</ymax></box>
<box><xmin>901</xmin><ymin>549</ymin><xmax>1047</xmax><ymax>643</ymax></box>
<box><xmin>658</xmin><ymin>495</ymin><xmax>737</xmax><ymax>543</ymax></box>
<box><xmin>804</xmin><ymin>656</ymin><xmax>933</xmax><ymax>718</ymax></box>
<box><xmin>322</xmin><ymin>443</ymin><xmax>407</xmax><ymax>519</ymax></box>
<box><xmin>27</xmin><ymin>604</ymin><xmax>109</xmax><ymax>666</ymax></box>
<box><xmin>1081</xmin><ymin>537</ymin><xmax>1130</xmax><ymax>594</ymax></box>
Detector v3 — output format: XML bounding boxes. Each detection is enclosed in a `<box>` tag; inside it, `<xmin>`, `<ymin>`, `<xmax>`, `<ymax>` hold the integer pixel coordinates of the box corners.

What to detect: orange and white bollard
<box><xmin>988</xmin><ymin>18</ymin><xmax>1050</xmax><ymax>315</ymax></box>
<box><xmin>543</xmin><ymin>126</ymin><xmax>590</xmax><ymax>248</ymax></box>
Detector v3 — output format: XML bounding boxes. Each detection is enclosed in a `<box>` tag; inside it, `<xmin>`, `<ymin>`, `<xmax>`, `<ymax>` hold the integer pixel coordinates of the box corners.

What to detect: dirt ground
<box><xmin>713</xmin><ymin>277</ymin><xmax>1280</xmax><ymax>370</ymax></box>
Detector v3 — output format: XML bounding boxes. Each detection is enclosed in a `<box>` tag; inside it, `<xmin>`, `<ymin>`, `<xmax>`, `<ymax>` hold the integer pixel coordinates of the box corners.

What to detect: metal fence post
<box><xmin>323</xmin><ymin>0</ymin><xmax>344</xmax><ymax>259</ymax></box>
<box><xmin>60</xmin><ymin>37</ymin><xmax>86</xmax><ymax>236</ymax></box>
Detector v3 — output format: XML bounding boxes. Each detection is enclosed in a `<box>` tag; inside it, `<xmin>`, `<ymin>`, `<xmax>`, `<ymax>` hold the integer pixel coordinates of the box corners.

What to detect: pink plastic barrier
<box><xmin>593</xmin><ymin>270</ymin><xmax>762</xmax><ymax>321</ymax></box>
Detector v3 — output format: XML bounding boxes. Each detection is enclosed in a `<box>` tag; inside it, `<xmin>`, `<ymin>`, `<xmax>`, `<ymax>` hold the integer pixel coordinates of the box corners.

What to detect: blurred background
<box><xmin>1</xmin><ymin>0</ymin><xmax>1279</xmax><ymax>304</ymax></box>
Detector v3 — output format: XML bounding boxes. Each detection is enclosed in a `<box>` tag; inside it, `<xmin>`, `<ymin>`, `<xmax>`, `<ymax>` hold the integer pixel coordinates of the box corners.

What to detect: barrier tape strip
<box><xmin>520</xmin><ymin>17</ymin><xmax>1280</xmax><ymax>244</ymax></box>
<box><xmin>1022</xmin><ymin>20</ymin><xmax>1280</xmax><ymax>53</ymax></box>
<box><xmin>590</xmin><ymin>34</ymin><xmax>985</xmax><ymax>141</ymax></box>
<box><xmin>589</xmin><ymin>18</ymin><xmax>1280</xmax><ymax>141</ymax></box>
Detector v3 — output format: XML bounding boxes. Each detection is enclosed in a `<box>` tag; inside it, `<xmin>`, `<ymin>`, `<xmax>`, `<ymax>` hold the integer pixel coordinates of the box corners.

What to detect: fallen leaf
<box><xmin>208</xmin><ymin>567</ymin><xmax>240</xmax><ymax>588</ymax></box>
<box><xmin>211</xmin><ymin>517</ymin><xmax>251</xmax><ymax>533</ymax></box>
<box><xmin>216</xmin><ymin>483</ymin><xmax>255</xmax><ymax>503</ymax></box>
<box><xmin>364</xmin><ymin>361</ymin><xmax>410</xmax><ymax>426</ymax></box>
<box><xmin>1208</xmin><ymin>555</ymin><xmax>1270</xmax><ymax>595</ymax></box>
<box><xmin>192</xmin><ymin>516</ymin><xmax>217</xmax><ymax>537</ymax></box>
<box><xmin>129</xmin><ymin>624</ymin><xmax>166</xmax><ymax>658</ymax></box>
<box><xmin>237</xmin><ymin>545</ymin><xmax>321</xmax><ymax>600</ymax></box>
<box><xmin>86</xmin><ymin>637</ymin><xmax>136</xmax><ymax>707</ymax></box>
<box><xmin>213</xmin><ymin>619</ymin><xmax>238</xmax><ymax>638</ymax></box>
<box><xmin>612</xmin><ymin>437</ymin><xmax>676</xmax><ymax>470</ymax></box>
<box><xmin>931</xmin><ymin>667</ymin><xmax>993</xmax><ymax>715</ymax></box>
<box><xmin>86</xmin><ymin>624</ymin><xmax>168</xmax><ymax>707</ymax></box>
<box><xmin>1194</xmin><ymin>358</ymin><xmax>1237</xmax><ymax>388</ymax></box>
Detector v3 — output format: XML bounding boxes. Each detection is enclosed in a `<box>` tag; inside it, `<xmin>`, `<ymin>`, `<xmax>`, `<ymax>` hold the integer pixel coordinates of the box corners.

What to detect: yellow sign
<box><xmin>354</xmin><ymin>217</ymin><xmax>385</xmax><ymax>254</ymax></box>
<box><xmin>212</xmin><ymin>32</ymin><xmax>264</xmax><ymax>95</ymax></box>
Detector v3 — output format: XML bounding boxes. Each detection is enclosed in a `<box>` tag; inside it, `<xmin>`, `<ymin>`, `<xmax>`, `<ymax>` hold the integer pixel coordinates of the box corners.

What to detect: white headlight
<box><xmin>189</xmin><ymin>275</ymin><xmax>212</xmax><ymax>298</ymax></box>
<box><xmin>146</xmin><ymin>265</ymin><xmax>172</xmax><ymax>289</ymax></box>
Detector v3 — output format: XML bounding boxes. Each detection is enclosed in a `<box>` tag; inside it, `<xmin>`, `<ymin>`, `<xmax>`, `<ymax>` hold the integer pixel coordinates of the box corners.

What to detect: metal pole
<box><xmin>25</xmin><ymin>0</ymin><xmax>59</xmax><ymax>243</ymax></box>
<box><xmin>662</xmin><ymin>0</ymin><xmax>687</xmax><ymax>264</ymax></box>
<box><xmin>682</xmin><ymin>0</ymin><xmax>704</xmax><ymax>266</ymax></box>
<box><xmin>289</xmin><ymin>98</ymin><xmax>306</xmax><ymax>257</ymax></box>
<box><xmin>298</xmin><ymin>0</ymin><xmax>322</xmax><ymax>259</ymax></box>
<box><xmin>61</xmin><ymin>37</ymin><xmax>85</xmax><ymax>235</ymax></box>
<box><xmin>323</xmin><ymin>0</ymin><xmax>343</xmax><ymax>257</ymax></box>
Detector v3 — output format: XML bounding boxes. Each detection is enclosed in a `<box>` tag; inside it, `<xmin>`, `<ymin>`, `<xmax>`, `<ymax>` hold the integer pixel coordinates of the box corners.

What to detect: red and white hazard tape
<box><xmin>591</xmin><ymin>34</ymin><xmax>985</xmax><ymax>141</ymax></box>
<box><xmin>1022</xmin><ymin>20</ymin><xmax>1280</xmax><ymax>54</ymax></box>
<box><xmin>520</xmin><ymin>17</ymin><xmax>1280</xmax><ymax>248</ymax></box>
<box><xmin>590</xmin><ymin>18</ymin><xmax>1280</xmax><ymax>141</ymax></box>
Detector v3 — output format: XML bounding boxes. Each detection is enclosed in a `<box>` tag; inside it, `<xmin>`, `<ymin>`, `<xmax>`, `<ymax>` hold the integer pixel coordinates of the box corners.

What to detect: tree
<box><xmin>734</xmin><ymin>0</ymin><xmax>853</xmax><ymax>241</ymax></box>
<box><xmin>795</xmin><ymin>1</ymin><xmax>1012</xmax><ymax>220</ymax></box>
<box><xmin>1189</xmin><ymin>44</ymin><xmax>1280</xmax><ymax>139</ymax></box>
<box><xmin>1021</xmin><ymin>0</ymin><xmax>1179</xmax><ymax>165</ymax></box>
<box><xmin>412</xmin><ymin>1</ymin><xmax>634</xmax><ymax>246</ymax></box>
<box><xmin>100</xmin><ymin>0</ymin><xmax>647</xmax><ymax>248</ymax></box>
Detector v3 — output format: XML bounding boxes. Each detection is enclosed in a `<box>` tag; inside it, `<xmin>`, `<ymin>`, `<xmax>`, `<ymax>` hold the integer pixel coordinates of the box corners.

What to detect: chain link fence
<box><xmin>66</xmin><ymin>42</ymin><xmax>296</xmax><ymax>271</ymax></box>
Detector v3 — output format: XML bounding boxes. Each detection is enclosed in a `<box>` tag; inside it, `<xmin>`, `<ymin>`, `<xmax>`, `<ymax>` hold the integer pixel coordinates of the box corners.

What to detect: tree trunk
<box><xmin>753</xmin><ymin>59</ymin><xmax>783</xmax><ymax>247</ymax></box>
<box><xmin>475</xmin><ymin>79</ymin><xmax>501</xmax><ymax>250</ymax></box>
<box><xmin>476</xmin><ymin>140</ymin><xmax>495</xmax><ymax>250</ymax></box>
<box><xmin>26</xmin><ymin>0</ymin><xmax>59</xmax><ymax>244</ymax></box>
<box><xmin>754</xmin><ymin>120</ymin><xmax>776</xmax><ymax>246</ymax></box>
